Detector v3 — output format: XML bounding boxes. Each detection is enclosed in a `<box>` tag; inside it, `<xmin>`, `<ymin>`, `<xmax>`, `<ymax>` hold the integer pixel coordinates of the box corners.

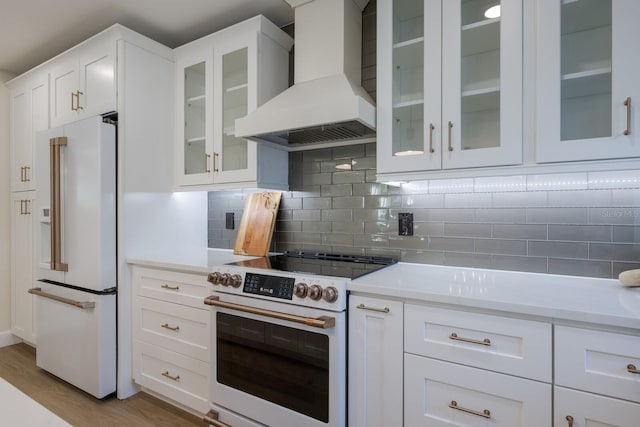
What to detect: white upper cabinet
<box><xmin>50</xmin><ymin>38</ymin><xmax>116</xmax><ymax>127</ymax></box>
<box><xmin>174</xmin><ymin>16</ymin><xmax>293</xmax><ymax>190</ymax></box>
<box><xmin>8</xmin><ymin>72</ymin><xmax>49</xmax><ymax>192</ymax></box>
<box><xmin>377</xmin><ymin>0</ymin><xmax>522</xmax><ymax>177</ymax></box>
<box><xmin>536</xmin><ymin>0</ymin><xmax>640</xmax><ymax>163</ymax></box>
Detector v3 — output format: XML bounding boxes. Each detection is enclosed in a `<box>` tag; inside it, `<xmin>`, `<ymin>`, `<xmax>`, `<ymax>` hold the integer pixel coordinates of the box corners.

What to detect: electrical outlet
<box><xmin>225</xmin><ymin>212</ymin><xmax>234</xmax><ymax>230</ymax></box>
<box><xmin>398</xmin><ymin>212</ymin><xmax>413</xmax><ymax>236</ymax></box>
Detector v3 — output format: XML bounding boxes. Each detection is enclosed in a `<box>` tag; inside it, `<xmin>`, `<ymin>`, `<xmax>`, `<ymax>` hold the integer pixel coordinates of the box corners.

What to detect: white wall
<box><xmin>0</xmin><ymin>71</ymin><xmax>14</xmax><ymax>336</ymax></box>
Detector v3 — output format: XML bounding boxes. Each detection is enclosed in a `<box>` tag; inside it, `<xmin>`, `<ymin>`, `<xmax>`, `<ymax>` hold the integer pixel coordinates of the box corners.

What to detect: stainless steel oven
<box><xmin>202</xmin><ymin>252</ymin><xmax>395</xmax><ymax>427</ymax></box>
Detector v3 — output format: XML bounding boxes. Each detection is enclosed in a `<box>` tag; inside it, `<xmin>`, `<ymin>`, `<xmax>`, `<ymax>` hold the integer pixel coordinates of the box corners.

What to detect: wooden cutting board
<box><xmin>233</xmin><ymin>191</ymin><xmax>281</xmax><ymax>256</ymax></box>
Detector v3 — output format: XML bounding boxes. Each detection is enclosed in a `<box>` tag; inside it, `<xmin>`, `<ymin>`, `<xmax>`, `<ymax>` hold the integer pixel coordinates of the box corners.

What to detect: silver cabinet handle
<box><xmin>624</xmin><ymin>97</ymin><xmax>631</xmax><ymax>135</ymax></box>
<box><xmin>449</xmin><ymin>400</ymin><xmax>491</xmax><ymax>419</ymax></box>
<box><xmin>161</xmin><ymin>371</ymin><xmax>179</xmax><ymax>381</ymax></box>
<box><xmin>356</xmin><ymin>303</ymin><xmax>390</xmax><ymax>313</ymax></box>
<box><xmin>428</xmin><ymin>123</ymin><xmax>435</xmax><ymax>153</ymax></box>
<box><xmin>161</xmin><ymin>323</ymin><xmax>180</xmax><ymax>332</ymax></box>
<box><xmin>28</xmin><ymin>287</ymin><xmax>95</xmax><ymax>309</ymax></box>
<box><xmin>447</xmin><ymin>121</ymin><xmax>454</xmax><ymax>151</ymax></box>
<box><xmin>449</xmin><ymin>332</ymin><xmax>491</xmax><ymax>346</ymax></box>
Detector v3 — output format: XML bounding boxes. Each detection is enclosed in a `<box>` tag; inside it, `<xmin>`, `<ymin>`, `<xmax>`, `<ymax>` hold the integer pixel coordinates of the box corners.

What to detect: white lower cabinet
<box><xmin>554</xmin><ymin>325</ymin><xmax>640</xmax><ymax>425</ymax></box>
<box><xmin>131</xmin><ymin>266</ymin><xmax>210</xmax><ymax>413</ymax></box>
<box><xmin>404</xmin><ymin>355</ymin><xmax>551</xmax><ymax>426</ymax></box>
<box><xmin>348</xmin><ymin>295</ymin><xmax>403</xmax><ymax>427</ymax></box>
<box><xmin>403</xmin><ymin>303</ymin><xmax>552</xmax><ymax>426</ymax></box>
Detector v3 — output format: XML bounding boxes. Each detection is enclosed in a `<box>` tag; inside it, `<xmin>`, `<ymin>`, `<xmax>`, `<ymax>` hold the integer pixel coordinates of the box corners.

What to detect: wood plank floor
<box><xmin>0</xmin><ymin>343</ymin><xmax>204</xmax><ymax>427</ymax></box>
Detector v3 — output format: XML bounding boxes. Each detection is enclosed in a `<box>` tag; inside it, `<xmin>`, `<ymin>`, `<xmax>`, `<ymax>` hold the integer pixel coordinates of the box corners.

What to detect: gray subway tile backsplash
<box><xmin>208</xmin><ymin>143</ymin><xmax>640</xmax><ymax>279</ymax></box>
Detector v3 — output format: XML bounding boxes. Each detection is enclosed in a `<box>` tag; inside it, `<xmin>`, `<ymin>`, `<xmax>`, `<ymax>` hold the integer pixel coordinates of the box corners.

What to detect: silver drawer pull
<box><xmin>161</xmin><ymin>371</ymin><xmax>180</xmax><ymax>381</ymax></box>
<box><xmin>449</xmin><ymin>332</ymin><xmax>491</xmax><ymax>346</ymax></box>
<box><xmin>449</xmin><ymin>400</ymin><xmax>491</xmax><ymax>419</ymax></box>
<box><xmin>161</xmin><ymin>323</ymin><xmax>180</xmax><ymax>332</ymax></box>
<box><xmin>161</xmin><ymin>284</ymin><xmax>180</xmax><ymax>291</ymax></box>
<box><xmin>627</xmin><ymin>364</ymin><xmax>640</xmax><ymax>374</ymax></box>
<box><xmin>356</xmin><ymin>303</ymin><xmax>390</xmax><ymax>313</ymax></box>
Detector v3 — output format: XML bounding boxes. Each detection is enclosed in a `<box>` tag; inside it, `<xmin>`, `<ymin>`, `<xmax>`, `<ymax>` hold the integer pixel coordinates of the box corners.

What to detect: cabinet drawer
<box><xmin>554</xmin><ymin>387</ymin><xmax>640</xmax><ymax>427</ymax></box>
<box><xmin>133</xmin><ymin>340</ymin><xmax>209</xmax><ymax>413</ymax></box>
<box><xmin>133</xmin><ymin>296</ymin><xmax>210</xmax><ymax>362</ymax></box>
<box><xmin>404</xmin><ymin>354</ymin><xmax>551</xmax><ymax>427</ymax></box>
<box><xmin>132</xmin><ymin>266</ymin><xmax>209</xmax><ymax>308</ymax></box>
<box><xmin>404</xmin><ymin>304</ymin><xmax>552</xmax><ymax>382</ymax></box>
<box><xmin>555</xmin><ymin>326</ymin><xmax>640</xmax><ymax>403</ymax></box>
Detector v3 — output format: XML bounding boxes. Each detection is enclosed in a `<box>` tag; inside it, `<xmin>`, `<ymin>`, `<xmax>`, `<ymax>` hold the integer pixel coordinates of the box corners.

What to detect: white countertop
<box><xmin>127</xmin><ymin>248</ymin><xmax>261</xmax><ymax>274</ymax></box>
<box><xmin>127</xmin><ymin>250</ymin><xmax>640</xmax><ymax>330</ymax></box>
<box><xmin>351</xmin><ymin>262</ymin><xmax>640</xmax><ymax>330</ymax></box>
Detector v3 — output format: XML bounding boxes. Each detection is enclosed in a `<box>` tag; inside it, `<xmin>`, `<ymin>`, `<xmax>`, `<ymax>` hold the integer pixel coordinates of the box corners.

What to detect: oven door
<box><xmin>207</xmin><ymin>293</ymin><xmax>346</xmax><ymax>427</ymax></box>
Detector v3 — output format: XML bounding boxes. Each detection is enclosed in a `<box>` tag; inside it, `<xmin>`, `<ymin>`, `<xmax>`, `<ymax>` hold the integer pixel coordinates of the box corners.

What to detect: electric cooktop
<box><xmin>226</xmin><ymin>250</ymin><xmax>397</xmax><ymax>280</ymax></box>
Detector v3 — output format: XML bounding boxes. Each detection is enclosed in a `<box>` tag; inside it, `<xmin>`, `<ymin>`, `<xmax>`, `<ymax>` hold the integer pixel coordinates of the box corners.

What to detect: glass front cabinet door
<box><xmin>377</xmin><ymin>0</ymin><xmax>522</xmax><ymax>177</ymax></box>
<box><xmin>536</xmin><ymin>0</ymin><xmax>640</xmax><ymax>163</ymax></box>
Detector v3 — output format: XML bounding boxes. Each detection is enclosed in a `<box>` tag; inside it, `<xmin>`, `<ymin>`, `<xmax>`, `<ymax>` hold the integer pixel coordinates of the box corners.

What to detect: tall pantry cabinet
<box><xmin>7</xmin><ymin>72</ymin><xmax>49</xmax><ymax>344</ymax></box>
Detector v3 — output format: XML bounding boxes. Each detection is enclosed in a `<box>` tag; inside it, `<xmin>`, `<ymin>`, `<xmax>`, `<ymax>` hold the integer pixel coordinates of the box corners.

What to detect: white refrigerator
<box><xmin>32</xmin><ymin>115</ymin><xmax>116</xmax><ymax>399</ymax></box>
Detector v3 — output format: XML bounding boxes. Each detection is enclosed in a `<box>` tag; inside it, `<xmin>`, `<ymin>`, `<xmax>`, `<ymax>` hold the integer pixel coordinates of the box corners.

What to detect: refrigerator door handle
<box><xmin>28</xmin><ymin>287</ymin><xmax>95</xmax><ymax>309</ymax></box>
<box><xmin>49</xmin><ymin>137</ymin><xmax>69</xmax><ymax>272</ymax></box>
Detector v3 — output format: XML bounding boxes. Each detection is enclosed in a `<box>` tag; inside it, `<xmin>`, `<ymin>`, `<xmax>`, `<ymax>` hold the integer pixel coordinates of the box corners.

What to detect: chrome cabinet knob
<box><xmin>230</xmin><ymin>274</ymin><xmax>242</xmax><ymax>288</ymax></box>
<box><xmin>294</xmin><ymin>282</ymin><xmax>308</xmax><ymax>298</ymax></box>
<box><xmin>322</xmin><ymin>286</ymin><xmax>338</xmax><ymax>303</ymax></box>
<box><xmin>308</xmin><ymin>285</ymin><xmax>323</xmax><ymax>301</ymax></box>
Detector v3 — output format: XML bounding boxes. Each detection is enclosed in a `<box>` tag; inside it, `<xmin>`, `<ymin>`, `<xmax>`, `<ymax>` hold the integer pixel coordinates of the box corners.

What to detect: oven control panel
<box><xmin>207</xmin><ymin>267</ymin><xmax>347</xmax><ymax>310</ymax></box>
<box><xmin>243</xmin><ymin>273</ymin><xmax>295</xmax><ymax>300</ymax></box>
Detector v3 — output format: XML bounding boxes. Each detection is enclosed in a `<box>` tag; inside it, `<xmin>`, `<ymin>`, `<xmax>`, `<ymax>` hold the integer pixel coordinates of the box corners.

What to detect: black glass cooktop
<box><xmin>226</xmin><ymin>251</ymin><xmax>397</xmax><ymax>280</ymax></box>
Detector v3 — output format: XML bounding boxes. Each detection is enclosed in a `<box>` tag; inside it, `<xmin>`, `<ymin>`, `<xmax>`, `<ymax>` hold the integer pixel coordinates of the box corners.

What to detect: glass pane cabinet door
<box><xmin>183</xmin><ymin>62</ymin><xmax>207</xmax><ymax>175</ymax></box>
<box><xmin>392</xmin><ymin>0</ymin><xmax>425</xmax><ymax>157</ymax></box>
<box><xmin>560</xmin><ymin>0</ymin><xmax>612</xmax><ymax>141</ymax></box>
<box><xmin>536</xmin><ymin>0</ymin><xmax>639</xmax><ymax>163</ymax></box>
<box><xmin>442</xmin><ymin>0</ymin><xmax>522</xmax><ymax>169</ymax></box>
<box><xmin>221</xmin><ymin>48</ymin><xmax>249</xmax><ymax>173</ymax></box>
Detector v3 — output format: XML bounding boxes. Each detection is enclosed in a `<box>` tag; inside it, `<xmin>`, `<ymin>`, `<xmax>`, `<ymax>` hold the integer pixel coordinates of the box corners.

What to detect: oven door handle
<box><xmin>204</xmin><ymin>295</ymin><xmax>336</xmax><ymax>329</ymax></box>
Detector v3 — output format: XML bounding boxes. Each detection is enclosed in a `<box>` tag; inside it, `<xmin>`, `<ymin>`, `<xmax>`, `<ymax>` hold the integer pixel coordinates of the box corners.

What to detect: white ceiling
<box><xmin>0</xmin><ymin>0</ymin><xmax>294</xmax><ymax>76</ymax></box>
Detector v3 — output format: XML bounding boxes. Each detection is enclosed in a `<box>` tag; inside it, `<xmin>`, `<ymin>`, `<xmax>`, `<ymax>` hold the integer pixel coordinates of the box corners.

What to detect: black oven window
<box><xmin>216</xmin><ymin>313</ymin><xmax>330</xmax><ymax>422</ymax></box>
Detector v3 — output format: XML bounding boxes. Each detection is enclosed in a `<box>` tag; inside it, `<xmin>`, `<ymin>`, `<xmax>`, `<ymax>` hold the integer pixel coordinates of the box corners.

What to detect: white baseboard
<box><xmin>0</xmin><ymin>331</ymin><xmax>21</xmax><ymax>348</ymax></box>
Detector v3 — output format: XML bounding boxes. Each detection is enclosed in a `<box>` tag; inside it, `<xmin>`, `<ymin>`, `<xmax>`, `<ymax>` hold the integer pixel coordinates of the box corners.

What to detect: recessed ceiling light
<box><xmin>484</xmin><ymin>5</ymin><xmax>501</xmax><ymax>19</ymax></box>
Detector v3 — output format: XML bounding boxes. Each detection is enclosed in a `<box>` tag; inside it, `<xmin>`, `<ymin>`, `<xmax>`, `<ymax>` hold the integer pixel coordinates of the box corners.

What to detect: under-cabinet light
<box><xmin>394</xmin><ymin>150</ymin><xmax>424</xmax><ymax>156</ymax></box>
<box><xmin>484</xmin><ymin>5</ymin><xmax>501</xmax><ymax>19</ymax></box>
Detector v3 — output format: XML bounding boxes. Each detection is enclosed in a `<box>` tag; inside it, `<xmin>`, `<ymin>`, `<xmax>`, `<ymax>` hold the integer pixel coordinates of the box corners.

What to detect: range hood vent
<box><xmin>235</xmin><ymin>0</ymin><xmax>375</xmax><ymax>148</ymax></box>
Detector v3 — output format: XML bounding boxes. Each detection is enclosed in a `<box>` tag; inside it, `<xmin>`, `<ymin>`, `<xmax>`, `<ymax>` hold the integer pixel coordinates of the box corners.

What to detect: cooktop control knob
<box><xmin>207</xmin><ymin>272</ymin><xmax>222</xmax><ymax>285</ymax></box>
<box><xmin>230</xmin><ymin>274</ymin><xmax>242</xmax><ymax>288</ymax></box>
<box><xmin>308</xmin><ymin>285</ymin><xmax>323</xmax><ymax>301</ymax></box>
<box><xmin>322</xmin><ymin>286</ymin><xmax>338</xmax><ymax>303</ymax></box>
<box><xmin>294</xmin><ymin>282</ymin><xmax>308</xmax><ymax>298</ymax></box>
<box><xmin>220</xmin><ymin>273</ymin><xmax>231</xmax><ymax>286</ymax></box>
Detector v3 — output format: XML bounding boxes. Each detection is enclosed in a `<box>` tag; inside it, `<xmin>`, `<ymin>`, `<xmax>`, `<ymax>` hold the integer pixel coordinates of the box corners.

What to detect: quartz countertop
<box><xmin>351</xmin><ymin>262</ymin><xmax>640</xmax><ymax>330</ymax></box>
<box><xmin>127</xmin><ymin>250</ymin><xmax>640</xmax><ymax>330</ymax></box>
<box><xmin>127</xmin><ymin>248</ymin><xmax>261</xmax><ymax>274</ymax></box>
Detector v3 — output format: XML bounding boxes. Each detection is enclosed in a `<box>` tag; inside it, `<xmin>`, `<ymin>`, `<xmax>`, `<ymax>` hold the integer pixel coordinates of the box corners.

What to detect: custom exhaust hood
<box><xmin>234</xmin><ymin>0</ymin><xmax>375</xmax><ymax>148</ymax></box>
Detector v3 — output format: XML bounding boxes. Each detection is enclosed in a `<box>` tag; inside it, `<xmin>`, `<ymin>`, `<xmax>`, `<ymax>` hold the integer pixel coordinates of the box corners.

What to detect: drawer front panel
<box><xmin>555</xmin><ymin>387</ymin><xmax>640</xmax><ymax>427</ymax></box>
<box><xmin>134</xmin><ymin>296</ymin><xmax>209</xmax><ymax>362</ymax></box>
<box><xmin>133</xmin><ymin>340</ymin><xmax>209</xmax><ymax>413</ymax></box>
<box><xmin>555</xmin><ymin>326</ymin><xmax>640</xmax><ymax>403</ymax></box>
<box><xmin>404</xmin><ymin>304</ymin><xmax>552</xmax><ymax>382</ymax></box>
<box><xmin>404</xmin><ymin>354</ymin><xmax>551</xmax><ymax>427</ymax></box>
<box><xmin>133</xmin><ymin>266</ymin><xmax>209</xmax><ymax>308</ymax></box>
